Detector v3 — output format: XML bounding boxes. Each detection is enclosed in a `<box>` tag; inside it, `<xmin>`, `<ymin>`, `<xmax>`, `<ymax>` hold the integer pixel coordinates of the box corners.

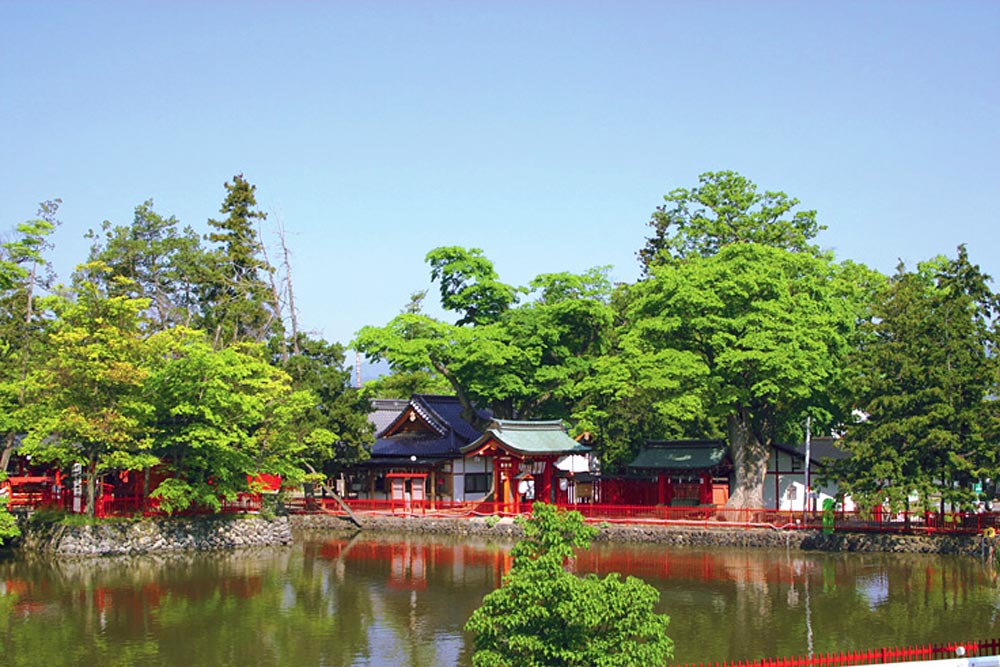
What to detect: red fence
<box><xmin>669</xmin><ymin>638</ymin><xmax>1000</xmax><ymax>667</ymax></box>
<box><xmin>288</xmin><ymin>497</ymin><xmax>1000</xmax><ymax>536</ymax></box>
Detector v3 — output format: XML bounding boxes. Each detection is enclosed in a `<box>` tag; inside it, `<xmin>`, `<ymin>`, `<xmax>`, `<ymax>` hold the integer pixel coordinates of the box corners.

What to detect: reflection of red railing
<box><xmin>285</xmin><ymin>498</ymin><xmax>1000</xmax><ymax>535</ymax></box>
<box><xmin>669</xmin><ymin>638</ymin><xmax>1000</xmax><ymax>667</ymax></box>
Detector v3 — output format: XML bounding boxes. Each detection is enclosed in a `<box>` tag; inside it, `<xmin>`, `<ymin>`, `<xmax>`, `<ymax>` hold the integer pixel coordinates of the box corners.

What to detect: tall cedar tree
<box><xmin>840</xmin><ymin>247</ymin><xmax>1000</xmax><ymax>512</ymax></box>
<box><xmin>202</xmin><ymin>175</ymin><xmax>282</xmax><ymax>348</ymax></box>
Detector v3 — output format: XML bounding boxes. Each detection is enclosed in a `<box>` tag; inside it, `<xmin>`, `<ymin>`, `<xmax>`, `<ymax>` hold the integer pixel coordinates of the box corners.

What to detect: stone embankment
<box><xmin>290</xmin><ymin>513</ymin><xmax>984</xmax><ymax>556</ymax></box>
<box><xmin>20</xmin><ymin>515</ymin><xmax>293</xmax><ymax>556</ymax></box>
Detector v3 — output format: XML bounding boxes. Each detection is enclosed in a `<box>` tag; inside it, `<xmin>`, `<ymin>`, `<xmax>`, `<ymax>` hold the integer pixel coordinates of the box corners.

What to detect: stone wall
<box><xmin>289</xmin><ymin>513</ymin><xmax>984</xmax><ymax>555</ymax></box>
<box><xmin>21</xmin><ymin>515</ymin><xmax>293</xmax><ymax>556</ymax></box>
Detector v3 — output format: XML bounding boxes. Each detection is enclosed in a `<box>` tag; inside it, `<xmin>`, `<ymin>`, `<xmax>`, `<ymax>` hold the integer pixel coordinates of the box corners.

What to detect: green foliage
<box><xmin>145</xmin><ymin>330</ymin><xmax>313</xmax><ymax>513</ymax></box>
<box><xmin>20</xmin><ymin>268</ymin><xmax>159</xmax><ymax>515</ymax></box>
<box><xmin>624</xmin><ymin>242</ymin><xmax>869</xmax><ymax>505</ymax></box>
<box><xmin>200</xmin><ymin>174</ymin><xmax>281</xmax><ymax>348</ymax></box>
<box><xmin>355</xmin><ymin>253</ymin><xmax>616</xmax><ymax>427</ymax></box>
<box><xmin>839</xmin><ymin>246</ymin><xmax>1000</xmax><ymax>512</ymax></box>
<box><xmin>465</xmin><ymin>503</ymin><xmax>673</xmax><ymax>667</ymax></box>
<box><xmin>278</xmin><ymin>333</ymin><xmax>374</xmax><ymax>472</ymax></box>
<box><xmin>638</xmin><ymin>170</ymin><xmax>825</xmax><ymax>269</ymax></box>
<box><xmin>426</xmin><ymin>246</ymin><xmax>519</xmax><ymax>326</ymax></box>
<box><xmin>0</xmin><ymin>201</ymin><xmax>61</xmax><ymax>473</ymax></box>
<box><xmin>0</xmin><ymin>473</ymin><xmax>19</xmax><ymax>543</ymax></box>
<box><xmin>82</xmin><ymin>199</ymin><xmax>206</xmax><ymax>331</ymax></box>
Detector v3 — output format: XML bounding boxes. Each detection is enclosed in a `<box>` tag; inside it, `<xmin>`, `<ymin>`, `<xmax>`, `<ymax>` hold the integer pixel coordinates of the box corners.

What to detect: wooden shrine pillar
<box><xmin>541</xmin><ymin>460</ymin><xmax>554</xmax><ymax>504</ymax></box>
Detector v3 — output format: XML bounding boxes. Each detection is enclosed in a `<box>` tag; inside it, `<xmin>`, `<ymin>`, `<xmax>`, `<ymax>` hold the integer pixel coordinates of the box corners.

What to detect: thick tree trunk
<box><xmin>0</xmin><ymin>433</ymin><xmax>15</xmax><ymax>474</ymax></box>
<box><xmin>725</xmin><ymin>410</ymin><xmax>769</xmax><ymax>509</ymax></box>
<box><xmin>86</xmin><ymin>464</ymin><xmax>97</xmax><ymax>517</ymax></box>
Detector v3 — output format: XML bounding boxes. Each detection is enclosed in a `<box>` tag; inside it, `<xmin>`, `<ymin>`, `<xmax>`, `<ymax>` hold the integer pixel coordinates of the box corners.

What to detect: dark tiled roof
<box><xmin>413</xmin><ymin>394</ymin><xmax>487</xmax><ymax>443</ymax></box>
<box><xmin>373</xmin><ymin>435</ymin><xmax>463</xmax><ymax>458</ymax></box>
<box><xmin>370</xmin><ymin>394</ymin><xmax>487</xmax><ymax>460</ymax></box>
<box><xmin>369</xmin><ymin>399</ymin><xmax>410</xmax><ymax>434</ymax></box>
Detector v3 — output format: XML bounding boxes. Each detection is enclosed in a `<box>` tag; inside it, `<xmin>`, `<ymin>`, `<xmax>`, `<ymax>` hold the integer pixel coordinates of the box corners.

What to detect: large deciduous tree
<box><xmin>144</xmin><ymin>330</ymin><xmax>314</xmax><ymax>513</ymax></box>
<box><xmin>629</xmin><ymin>172</ymin><xmax>869</xmax><ymax>507</ymax></box>
<box><xmin>839</xmin><ymin>247</ymin><xmax>1000</xmax><ymax>512</ymax></box>
<box><xmin>20</xmin><ymin>266</ymin><xmax>158</xmax><ymax>516</ymax></box>
<box><xmin>354</xmin><ymin>248</ymin><xmax>614</xmax><ymax>428</ymax></box>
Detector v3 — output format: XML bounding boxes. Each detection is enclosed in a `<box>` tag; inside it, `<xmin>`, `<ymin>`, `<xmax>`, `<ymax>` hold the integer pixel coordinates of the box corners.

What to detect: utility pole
<box><xmin>803</xmin><ymin>416</ymin><xmax>812</xmax><ymax>519</ymax></box>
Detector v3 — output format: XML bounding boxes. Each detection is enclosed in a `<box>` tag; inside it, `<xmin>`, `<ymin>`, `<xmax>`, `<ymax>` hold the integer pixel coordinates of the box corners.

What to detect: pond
<box><xmin>2</xmin><ymin>531</ymin><xmax>999</xmax><ymax>667</ymax></box>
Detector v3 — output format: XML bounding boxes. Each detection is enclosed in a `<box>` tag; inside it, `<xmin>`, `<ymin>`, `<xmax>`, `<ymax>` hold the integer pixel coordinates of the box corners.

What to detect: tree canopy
<box><xmin>838</xmin><ymin>247</ymin><xmax>1000</xmax><ymax>512</ymax></box>
<box><xmin>465</xmin><ymin>503</ymin><xmax>673</xmax><ymax>667</ymax></box>
<box><xmin>639</xmin><ymin>170</ymin><xmax>825</xmax><ymax>269</ymax></box>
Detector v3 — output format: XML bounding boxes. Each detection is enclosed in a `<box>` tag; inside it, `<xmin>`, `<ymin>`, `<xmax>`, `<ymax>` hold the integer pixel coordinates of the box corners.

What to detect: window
<box><xmin>464</xmin><ymin>473</ymin><xmax>490</xmax><ymax>494</ymax></box>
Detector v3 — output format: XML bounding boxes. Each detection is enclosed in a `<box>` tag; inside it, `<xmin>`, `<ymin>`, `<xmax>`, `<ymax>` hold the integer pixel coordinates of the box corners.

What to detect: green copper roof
<box><xmin>629</xmin><ymin>440</ymin><xmax>728</xmax><ymax>470</ymax></box>
<box><xmin>462</xmin><ymin>420</ymin><xmax>590</xmax><ymax>457</ymax></box>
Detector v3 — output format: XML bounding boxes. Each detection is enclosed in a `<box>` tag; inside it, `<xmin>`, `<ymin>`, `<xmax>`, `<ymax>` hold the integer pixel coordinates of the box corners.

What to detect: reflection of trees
<box><xmin>3</xmin><ymin>538</ymin><xmax>1000</xmax><ymax>667</ymax></box>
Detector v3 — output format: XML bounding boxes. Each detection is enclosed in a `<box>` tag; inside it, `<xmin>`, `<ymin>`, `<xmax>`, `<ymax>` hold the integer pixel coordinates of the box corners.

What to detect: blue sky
<box><xmin>2</xmin><ymin>2</ymin><xmax>998</xmax><ymax>350</ymax></box>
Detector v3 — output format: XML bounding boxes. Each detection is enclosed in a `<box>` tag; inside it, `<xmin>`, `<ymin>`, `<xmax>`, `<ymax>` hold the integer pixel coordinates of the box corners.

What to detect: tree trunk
<box><xmin>725</xmin><ymin>410</ymin><xmax>769</xmax><ymax>509</ymax></box>
<box><xmin>0</xmin><ymin>433</ymin><xmax>15</xmax><ymax>474</ymax></box>
<box><xmin>86</xmin><ymin>463</ymin><xmax>97</xmax><ymax>517</ymax></box>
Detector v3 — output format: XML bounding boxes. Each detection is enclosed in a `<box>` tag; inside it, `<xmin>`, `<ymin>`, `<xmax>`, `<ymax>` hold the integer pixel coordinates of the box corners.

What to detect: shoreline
<box><xmin>7</xmin><ymin>511</ymin><xmax>985</xmax><ymax>557</ymax></box>
<box><xmin>290</xmin><ymin>513</ymin><xmax>985</xmax><ymax>556</ymax></box>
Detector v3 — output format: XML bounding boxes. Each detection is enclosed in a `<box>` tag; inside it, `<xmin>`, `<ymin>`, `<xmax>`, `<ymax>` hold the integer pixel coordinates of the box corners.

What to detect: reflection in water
<box><xmin>2</xmin><ymin>534</ymin><xmax>1000</xmax><ymax>667</ymax></box>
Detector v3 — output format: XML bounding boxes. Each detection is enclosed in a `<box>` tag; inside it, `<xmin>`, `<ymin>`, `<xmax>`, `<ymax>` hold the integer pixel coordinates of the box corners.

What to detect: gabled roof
<box><xmin>629</xmin><ymin>440</ymin><xmax>728</xmax><ymax>471</ymax></box>
<box><xmin>462</xmin><ymin>420</ymin><xmax>591</xmax><ymax>458</ymax></box>
<box><xmin>372</xmin><ymin>394</ymin><xmax>487</xmax><ymax>459</ymax></box>
<box><xmin>369</xmin><ymin>399</ymin><xmax>411</xmax><ymax>434</ymax></box>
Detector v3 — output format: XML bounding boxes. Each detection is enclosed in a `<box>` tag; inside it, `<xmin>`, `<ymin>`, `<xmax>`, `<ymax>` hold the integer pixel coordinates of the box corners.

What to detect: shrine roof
<box><xmin>629</xmin><ymin>440</ymin><xmax>728</xmax><ymax>471</ymax></box>
<box><xmin>462</xmin><ymin>420</ymin><xmax>590</xmax><ymax>458</ymax></box>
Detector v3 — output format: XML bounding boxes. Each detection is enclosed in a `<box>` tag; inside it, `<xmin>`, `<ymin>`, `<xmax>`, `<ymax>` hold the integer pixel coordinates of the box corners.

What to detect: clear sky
<box><xmin>2</xmin><ymin>1</ymin><xmax>998</xmax><ymax>350</ymax></box>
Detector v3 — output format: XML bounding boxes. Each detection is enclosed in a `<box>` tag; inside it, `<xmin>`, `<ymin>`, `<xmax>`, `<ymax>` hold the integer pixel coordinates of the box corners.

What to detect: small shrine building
<box><xmin>461</xmin><ymin>420</ymin><xmax>591</xmax><ymax>513</ymax></box>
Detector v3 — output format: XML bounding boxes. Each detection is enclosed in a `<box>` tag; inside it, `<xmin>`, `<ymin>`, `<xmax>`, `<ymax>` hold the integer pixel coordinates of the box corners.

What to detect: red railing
<box><xmin>287</xmin><ymin>498</ymin><xmax>1000</xmax><ymax>535</ymax></box>
<box><xmin>669</xmin><ymin>638</ymin><xmax>1000</xmax><ymax>667</ymax></box>
<box><xmin>89</xmin><ymin>493</ymin><xmax>264</xmax><ymax>518</ymax></box>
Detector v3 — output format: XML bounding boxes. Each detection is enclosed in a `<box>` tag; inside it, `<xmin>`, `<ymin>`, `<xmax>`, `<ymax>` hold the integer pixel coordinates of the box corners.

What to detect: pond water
<box><xmin>2</xmin><ymin>531</ymin><xmax>1000</xmax><ymax>667</ymax></box>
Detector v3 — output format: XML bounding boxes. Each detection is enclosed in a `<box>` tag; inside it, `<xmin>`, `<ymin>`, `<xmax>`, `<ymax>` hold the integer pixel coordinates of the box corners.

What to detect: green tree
<box><xmin>626</xmin><ymin>243</ymin><xmax>867</xmax><ymax>508</ymax></box>
<box><xmin>0</xmin><ymin>201</ymin><xmax>60</xmax><ymax>473</ymax></box>
<box><xmin>354</xmin><ymin>251</ymin><xmax>615</xmax><ymax>427</ymax></box>
<box><xmin>628</xmin><ymin>172</ymin><xmax>871</xmax><ymax>507</ymax></box>
<box><xmin>279</xmin><ymin>333</ymin><xmax>374</xmax><ymax>474</ymax></box>
<box><xmin>144</xmin><ymin>330</ymin><xmax>314</xmax><ymax>513</ymax></box>
<box><xmin>200</xmin><ymin>174</ymin><xmax>282</xmax><ymax>348</ymax></box>
<box><xmin>639</xmin><ymin>170</ymin><xmax>825</xmax><ymax>269</ymax></box>
<box><xmin>0</xmin><ymin>473</ymin><xmax>19</xmax><ymax>544</ymax></box>
<box><xmin>19</xmin><ymin>266</ymin><xmax>158</xmax><ymax>516</ymax></box>
<box><xmin>81</xmin><ymin>199</ymin><xmax>206</xmax><ymax>331</ymax></box>
<box><xmin>465</xmin><ymin>503</ymin><xmax>672</xmax><ymax>667</ymax></box>
<box><xmin>839</xmin><ymin>247</ymin><xmax>1000</xmax><ymax>512</ymax></box>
